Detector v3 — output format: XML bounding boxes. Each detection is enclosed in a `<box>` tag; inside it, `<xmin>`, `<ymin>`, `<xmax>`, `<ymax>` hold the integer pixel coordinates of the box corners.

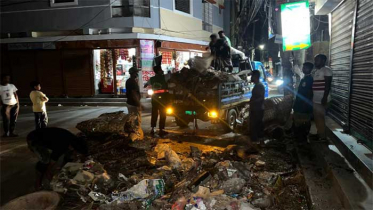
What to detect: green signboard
<box><xmin>281</xmin><ymin>1</ymin><xmax>311</xmax><ymax>51</ymax></box>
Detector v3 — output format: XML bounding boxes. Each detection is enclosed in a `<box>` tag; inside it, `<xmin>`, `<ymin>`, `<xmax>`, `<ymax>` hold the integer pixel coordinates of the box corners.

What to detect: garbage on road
<box><xmin>48</xmin><ymin>112</ymin><xmax>309</xmax><ymax>210</ymax></box>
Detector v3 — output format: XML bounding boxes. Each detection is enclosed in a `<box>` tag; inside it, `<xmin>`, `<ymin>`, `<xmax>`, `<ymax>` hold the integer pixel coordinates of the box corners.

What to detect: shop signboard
<box><xmin>140</xmin><ymin>40</ymin><xmax>155</xmax><ymax>88</ymax></box>
<box><xmin>281</xmin><ymin>1</ymin><xmax>311</xmax><ymax>51</ymax></box>
<box><xmin>140</xmin><ymin>40</ymin><xmax>154</xmax><ymax>60</ymax></box>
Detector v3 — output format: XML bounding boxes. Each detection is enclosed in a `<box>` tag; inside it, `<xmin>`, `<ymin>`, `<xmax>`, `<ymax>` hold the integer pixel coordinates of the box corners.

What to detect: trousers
<box><xmin>127</xmin><ymin>105</ymin><xmax>142</xmax><ymax>125</ymax></box>
<box><xmin>1</xmin><ymin>104</ymin><xmax>19</xmax><ymax>135</ymax></box>
<box><xmin>34</xmin><ymin>112</ymin><xmax>48</xmax><ymax>129</ymax></box>
<box><xmin>151</xmin><ymin>95</ymin><xmax>166</xmax><ymax>129</ymax></box>
<box><xmin>249</xmin><ymin>110</ymin><xmax>264</xmax><ymax>142</ymax></box>
<box><xmin>313</xmin><ymin>103</ymin><xmax>326</xmax><ymax>138</ymax></box>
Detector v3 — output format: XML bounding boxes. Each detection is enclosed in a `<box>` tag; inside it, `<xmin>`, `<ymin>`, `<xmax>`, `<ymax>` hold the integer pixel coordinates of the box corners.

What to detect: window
<box><xmin>112</xmin><ymin>0</ymin><xmax>150</xmax><ymax>18</ymax></box>
<box><xmin>175</xmin><ymin>0</ymin><xmax>190</xmax><ymax>14</ymax></box>
<box><xmin>202</xmin><ymin>3</ymin><xmax>212</xmax><ymax>32</ymax></box>
<box><xmin>50</xmin><ymin>0</ymin><xmax>78</xmax><ymax>7</ymax></box>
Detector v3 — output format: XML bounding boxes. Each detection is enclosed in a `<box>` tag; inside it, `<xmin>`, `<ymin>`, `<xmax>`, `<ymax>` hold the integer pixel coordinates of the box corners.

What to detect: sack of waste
<box><xmin>76</xmin><ymin>111</ymin><xmax>140</xmax><ymax>136</ymax></box>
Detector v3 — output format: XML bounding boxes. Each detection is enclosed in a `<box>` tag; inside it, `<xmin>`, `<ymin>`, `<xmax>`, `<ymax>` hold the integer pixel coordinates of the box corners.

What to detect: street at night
<box><xmin>0</xmin><ymin>0</ymin><xmax>372</xmax><ymax>209</ymax></box>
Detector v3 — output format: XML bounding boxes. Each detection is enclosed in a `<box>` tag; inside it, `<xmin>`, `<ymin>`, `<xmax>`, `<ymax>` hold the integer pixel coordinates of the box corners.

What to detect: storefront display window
<box><xmin>93</xmin><ymin>48</ymin><xmax>136</xmax><ymax>95</ymax></box>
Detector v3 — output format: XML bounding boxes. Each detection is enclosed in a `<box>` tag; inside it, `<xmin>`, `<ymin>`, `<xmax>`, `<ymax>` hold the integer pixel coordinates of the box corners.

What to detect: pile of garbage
<box><xmin>168</xmin><ymin>56</ymin><xmax>251</xmax><ymax>97</ymax></box>
<box><xmin>52</xmin><ymin>119</ymin><xmax>309</xmax><ymax>209</ymax></box>
<box><xmin>238</xmin><ymin>95</ymin><xmax>294</xmax><ymax>136</ymax></box>
<box><xmin>76</xmin><ymin>111</ymin><xmax>143</xmax><ymax>141</ymax></box>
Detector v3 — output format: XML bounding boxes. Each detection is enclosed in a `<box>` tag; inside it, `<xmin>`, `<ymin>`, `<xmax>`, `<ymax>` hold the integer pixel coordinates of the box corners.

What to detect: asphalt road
<box><xmin>0</xmin><ymin>89</ymin><xmax>281</xmax><ymax>205</ymax></box>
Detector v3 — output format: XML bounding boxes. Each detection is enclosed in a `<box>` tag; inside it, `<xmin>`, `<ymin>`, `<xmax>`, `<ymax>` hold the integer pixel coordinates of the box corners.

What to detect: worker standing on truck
<box><xmin>209</xmin><ymin>34</ymin><xmax>232</xmax><ymax>71</ymax></box>
<box><xmin>145</xmin><ymin>66</ymin><xmax>169</xmax><ymax>137</ymax></box>
<box><xmin>249</xmin><ymin>70</ymin><xmax>265</xmax><ymax>143</ymax></box>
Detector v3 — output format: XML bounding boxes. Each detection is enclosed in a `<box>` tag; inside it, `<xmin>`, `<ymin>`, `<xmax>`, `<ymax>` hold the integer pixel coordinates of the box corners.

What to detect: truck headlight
<box><xmin>147</xmin><ymin>89</ymin><xmax>154</xmax><ymax>95</ymax></box>
<box><xmin>275</xmin><ymin>79</ymin><xmax>284</xmax><ymax>86</ymax></box>
<box><xmin>166</xmin><ymin>107</ymin><xmax>173</xmax><ymax>115</ymax></box>
<box><xmin>208</xmin><ymin>111</ymin><xmax>218</xmax><ymax>118</ymax></box>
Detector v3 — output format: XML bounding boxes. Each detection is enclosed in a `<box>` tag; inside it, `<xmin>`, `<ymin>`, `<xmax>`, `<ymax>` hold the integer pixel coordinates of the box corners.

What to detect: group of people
<box><xmin>126</xmin><ymin>65</ymin><xmax>169</xmax><ymax>137</ymax></box>
<box><xmin>0</xmin><ymin>74</ymin><xmax>88</xmax><ymax>189</ymax></box>
<box><xmin>208</xmin><ymin>31</ymin><xmax>234</xmax><ymax>71</ymax></box>
<box><xmin>248</xmin><ymin>54</ymin><xmax>332</xmax><ymax>144</ymax></box>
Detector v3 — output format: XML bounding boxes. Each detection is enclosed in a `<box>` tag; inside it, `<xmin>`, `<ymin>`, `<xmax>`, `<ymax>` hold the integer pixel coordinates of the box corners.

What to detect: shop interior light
<box><xmin>166</xmin><ymin>107</ymin><xmax>173</xmax><ymax>115</ymax></box>
<box><xmin>208</xmin><ymin>111</ymin><xmax>218</xmax><ymax>118</ymax></box>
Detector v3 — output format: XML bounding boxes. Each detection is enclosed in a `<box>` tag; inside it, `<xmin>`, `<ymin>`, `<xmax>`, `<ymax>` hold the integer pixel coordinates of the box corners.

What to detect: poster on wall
<box><xmin>281</xmin><ymin>1</ymin><xmax>311</xmax><ymax>51</ymax></box>
<box><xmin>140</xmin><ymin>40</ymin><xmax>155</xmax><ymax>91</ymax></box>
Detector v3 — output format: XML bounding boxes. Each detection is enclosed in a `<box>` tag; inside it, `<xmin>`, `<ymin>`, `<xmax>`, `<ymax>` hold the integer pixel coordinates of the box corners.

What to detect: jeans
<box><xmin>1</xmin><ymin>103</ymin><xmax>19</xmax><ymax>135</ymax></box>
<box><xmin>34</xmin><ymin>112</ymin><xmax>48</xmax><ymax>129</ymax></box>
<box><xmin>151</xmin><ymin>95</ymin><xmax>167</xmax><ymax>129</ymax></box>
<box><xmin>313</xmin><ymin>103</ymin><xmax>326</xmax><ymax>138</ymax></box>
<box><xmin>250</xmin><ymin>110</ymin><xmax>264</xmax><ymax>142</ymax></box>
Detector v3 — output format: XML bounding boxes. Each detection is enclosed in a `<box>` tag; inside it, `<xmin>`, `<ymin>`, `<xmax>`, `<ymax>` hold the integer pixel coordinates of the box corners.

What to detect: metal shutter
<box><xmin>350</xmin><ymin>0</ymin><xmax>373</xmax><ymax>148</ymax></box>
<box><xmin>328</xmin><ymin>0</ymin><xmax>356</xmax><ymax>127</ymax></box>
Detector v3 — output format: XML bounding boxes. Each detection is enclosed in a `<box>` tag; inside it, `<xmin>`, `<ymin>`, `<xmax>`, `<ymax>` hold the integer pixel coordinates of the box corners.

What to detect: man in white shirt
<box><xmin>0</xmin><ymin>74</ymin><xmax>19</xmax><ymax>137</ymax></box>
<box><xmin>311</xmin><ymin>54</ymin><xmax>333</xmax><ymax>140</ymax></box>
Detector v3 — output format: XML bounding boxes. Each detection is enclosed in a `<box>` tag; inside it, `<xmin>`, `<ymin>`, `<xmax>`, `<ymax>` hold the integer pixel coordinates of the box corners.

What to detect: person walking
<box><xmin>125</xmin><ymin>67</ymin><xmax>144</xmax><ymax>140</ymax></box>
<box><xmin>26</xmin><ymin>127</ymin><xmax>88</xmax><ymax>189</ymax></box>
<box><xmin>146</xmin><ymin>66</ymin><xmax>169</xmax><ymax>137</ymax></box>
<box><xmin>0</xmin><ymin>73</ymin><xmax>19</xmax><ymax>137</ymax></box>
<box><xmin>293</xmin><ymin>62</ymin><xmax>314</xmax><ymax>144</ymax></box>
<box><xmin>311</xmin><ymin>54</ymin><xmax>332</xmax><ymax>141</ymax></box>
<box><xmin>30</xmin><ymin>81</ymin><xmax>49</xmax><ymax>129</ymax></box>
<box><xmin>249</xmin><ymin>70</ymin><xmax>265</xmax><ymax>143</ymax></box>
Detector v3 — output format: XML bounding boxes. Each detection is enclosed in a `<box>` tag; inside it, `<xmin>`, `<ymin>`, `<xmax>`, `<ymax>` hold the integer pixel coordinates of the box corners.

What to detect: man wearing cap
<box><xmin>146</xmin><ymin>65</ymin><xmax>169</xmax><ymax>137</ymax></box>
<box><xmin>126</xmin><ymin>67</ymin><xmax>144</xmax><ymax>139</ymax></box>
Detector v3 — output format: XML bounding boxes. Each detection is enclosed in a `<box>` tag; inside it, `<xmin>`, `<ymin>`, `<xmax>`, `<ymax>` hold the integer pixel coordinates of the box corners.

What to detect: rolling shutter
<box><xmin>328</xmin><ymin>0</ymin><xmax>356</xmax><ymax>127</ymax></box>
<box><xmin>350</xmin><ymin>0</ymin><xmax>373</xmax><ymax>148</ymax></box>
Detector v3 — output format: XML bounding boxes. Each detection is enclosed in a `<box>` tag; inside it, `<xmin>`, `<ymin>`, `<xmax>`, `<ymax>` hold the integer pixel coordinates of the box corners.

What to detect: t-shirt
<box><xmin>0</xmin><ymin>84</ymin><xmax>18</xmax><ymax>105</ymax></box>
<box><xmin>150</xmin><ymin>74</ymin><xmax>168</xmax><ymax>91</ymax></box>
<box><xmin>293</xmin><ymin>75</ymin><xmax>313</xmax><ymax>113</ymax></box>
<box><xmin>312</xmin><ymin>66</ymin><xmax>332</xmax><ymax>104</ymax></box>
<box><xmin>126</xmin><ymin>77</ymin><xmax>140</xmax><ymax>107</ymax></box>
<box><xmin>250</xmin><ymin>82</ymin><xmax>265</xmax><ymax>111</ymax></box>
<box><xmin>209</xmin><ymin>39</ymin><xmax>231</xmax><ymax>59</ymax></box>
<box><xmin>30</xmin><ymin>90</ymin><xmax>48</xmax><ymax>112</ymax></box>
<box><xmin>224</xmin><ymin>36</ymin><xmax>232</xmax><ymax>47</ymax></box>
<box><xmin>27</xmin><ymin>128</ymin><xmax>78</xmax><ymax>161</ymax></box>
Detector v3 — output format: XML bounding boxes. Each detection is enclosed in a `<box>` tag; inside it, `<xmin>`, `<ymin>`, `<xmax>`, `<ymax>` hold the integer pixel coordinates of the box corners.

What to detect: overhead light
<box><xmin>259</xmin><ymin>44</ymin><xmax>265</xmax><ymax>50</ymax></box>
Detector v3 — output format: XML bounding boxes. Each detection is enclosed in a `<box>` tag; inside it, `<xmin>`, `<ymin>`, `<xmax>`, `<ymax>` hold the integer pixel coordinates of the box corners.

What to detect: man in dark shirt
<box><xmin>249</xmin><ymin>70</ymin><xmax>265</xmax><ymax>143</ymax></box>
<box><xmin>293</xmin><ymin>62</ymin><xmax>314</xmax><ymax>143</ymax></box>
<box><xmin>209</xmin><ymin>34</ymin><xmax>232</xmax><ymax>71</ymax></box>
<box><xmin>146</xmin><ymin>66</ymin><xmax>169</xmax><ymax>137</ymax></box>
<box><xmin>126</xmin><ymin>67</ymin><xmax>143</xmax><ymax>136</ymax></box>
<box><xmin>27</xmin><ymin>127</ymin><xmax>88</xmax><ymax>189</ymax></box>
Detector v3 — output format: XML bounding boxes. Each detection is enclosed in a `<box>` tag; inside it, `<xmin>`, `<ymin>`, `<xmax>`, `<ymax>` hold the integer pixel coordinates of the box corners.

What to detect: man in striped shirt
<box><xmin>311</xmin><ymin>54</ymin><xmax>333</xmax><ymax>141</ymax></box>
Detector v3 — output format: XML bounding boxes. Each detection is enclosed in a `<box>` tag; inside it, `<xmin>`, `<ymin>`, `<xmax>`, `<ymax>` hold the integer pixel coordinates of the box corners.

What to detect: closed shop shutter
<box><xmin>350</xmin><ymin>0</ymin><xmax>373</xmax><ymax>148</ymax></box>
<box><xmin>62</xmin><ymin>50</ymin><xmax>94</xmax><ymax>97</ymax></box>
<box><xmin>328</xmin><ymin>0</ymin><xmax>356</xmax><ymax>126</ymax></box>
<box><xmin>8</xmin><ymin>51</ymin><xmax>37</xmax><ymax>98</ymax></box>
<box><xmin>36</xmin><ymin>51</ymin><xmax>64</xmax><ymax>97</ymax></box>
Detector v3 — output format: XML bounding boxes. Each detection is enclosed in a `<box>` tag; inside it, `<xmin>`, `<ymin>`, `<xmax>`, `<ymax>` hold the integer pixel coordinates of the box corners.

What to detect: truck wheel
<box><xmin>175</xmin><ymin>118</ymin><xmax>189</xmax><ymax>128</ymax></box>
<box><xmin>224</xmin><ymin>109</ymin><xmax>237</xmax><ymax>132</ymax></box>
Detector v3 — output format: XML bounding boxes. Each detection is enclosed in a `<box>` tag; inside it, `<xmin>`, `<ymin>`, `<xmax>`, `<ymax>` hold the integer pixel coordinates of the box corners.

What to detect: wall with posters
<box><xmin>140</xmin><ymin>40</ymin><xmax>155</xmax><ymax>93</ymax></box>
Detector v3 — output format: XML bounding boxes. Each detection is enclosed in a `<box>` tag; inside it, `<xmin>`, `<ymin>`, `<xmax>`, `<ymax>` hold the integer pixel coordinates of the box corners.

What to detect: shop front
<box><xmin>93</xmin><ymin>48</ymin><xmax>137</xmax><ymax>95</ymax></box>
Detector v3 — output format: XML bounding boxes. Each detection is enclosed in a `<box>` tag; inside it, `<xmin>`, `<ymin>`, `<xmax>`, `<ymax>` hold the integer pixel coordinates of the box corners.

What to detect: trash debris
<box><xmin>251</xmin><ymin>196</ymin><xmax>274</xmax><ymax>208</ymax></box>
<box><xmin>76</xmin><ymin>111</ymin><xmax>141</xmax><ymax>136</ymax></box>
<box><xmin>221</xmin><ymin>178</ymin><xmax>246</xmax><ymax>194</ymax></box>
<box><xmin>255</xmin><ymin>160</ymin><xmax>266</xmax><ymax>167</ymax></box>
<box><xmin>73</xmin><ymin>170</ymin><xmax>95</xmax><ymax>184</ymax></box>
<box><xmin>88</xmin><ymin>191</ymin><xmax>108</xmax><ymax>203</ymax></box>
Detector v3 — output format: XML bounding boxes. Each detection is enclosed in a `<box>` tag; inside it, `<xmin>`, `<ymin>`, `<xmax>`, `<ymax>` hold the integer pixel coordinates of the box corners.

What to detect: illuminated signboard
<box><xmin>281</xmin><ymin>1</ymin><xmax>311</xmax><ymax>51</ymax></box>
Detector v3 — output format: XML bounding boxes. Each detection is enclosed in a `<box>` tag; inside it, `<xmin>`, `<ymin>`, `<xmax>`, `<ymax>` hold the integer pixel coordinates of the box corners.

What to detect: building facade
<box><xmin>0</xmin><ymin>0</ymin><xmax>229</xmax><ymax>97</ymax></box>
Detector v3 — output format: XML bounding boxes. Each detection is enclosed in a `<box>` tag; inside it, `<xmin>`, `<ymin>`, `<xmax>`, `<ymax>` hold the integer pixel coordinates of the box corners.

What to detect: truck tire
<box><xmin>175</xmin><ymin>118</ymin><xmax>189</xmax><ymax>128</ymax></box>
<box><xmin>223</xmin><ymin>109</ymin><xmax>237</xmax><ymax>132</ymax></box>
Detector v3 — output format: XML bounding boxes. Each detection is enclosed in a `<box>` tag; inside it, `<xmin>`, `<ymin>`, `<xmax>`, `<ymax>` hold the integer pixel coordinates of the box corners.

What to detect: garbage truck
<box><xmin>162</xmin><ymin>57</ymin><xmax>269</xmax><ymax>131</ymax></box>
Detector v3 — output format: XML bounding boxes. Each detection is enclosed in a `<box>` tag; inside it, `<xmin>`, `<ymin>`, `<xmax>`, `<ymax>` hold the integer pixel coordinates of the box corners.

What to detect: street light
<box><xmin>259</xmin><ymin>44</ymin><xmax>265</xmax><ymax>50</ymax></box>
